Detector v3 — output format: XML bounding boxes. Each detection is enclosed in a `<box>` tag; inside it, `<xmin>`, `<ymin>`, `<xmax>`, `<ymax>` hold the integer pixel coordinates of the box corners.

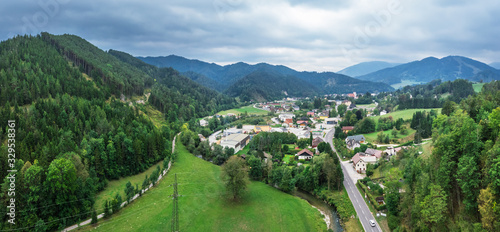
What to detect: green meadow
<box><xmin>81</xmin><ymin>141</ymin><xmax>325</xmax><ymax>232</ymax></box>
<box><xmin>371</xmin><ymin>108</ymin><xmax>441</xmax><ymax>125</ymax></box>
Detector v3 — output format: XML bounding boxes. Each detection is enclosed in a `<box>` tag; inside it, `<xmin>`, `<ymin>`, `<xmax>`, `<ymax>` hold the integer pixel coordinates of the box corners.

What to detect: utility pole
<box><xmin>171</xmin><ymin>174</ymin><xmax>179</xmax><ymax>232</ymax></box>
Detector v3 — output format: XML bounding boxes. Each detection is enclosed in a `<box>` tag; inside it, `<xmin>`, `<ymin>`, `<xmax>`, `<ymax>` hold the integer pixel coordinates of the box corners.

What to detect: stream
<box><xmin>295</xmin><ymin>190</ymin><xmax>343</xmax><ymax>232</ymax></box>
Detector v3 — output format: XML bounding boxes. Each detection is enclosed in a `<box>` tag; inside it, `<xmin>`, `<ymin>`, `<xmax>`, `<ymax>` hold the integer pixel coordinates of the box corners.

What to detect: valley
<box><xmin>0</xmin><ymin>33</ymin><xmax>499</xmax><ymax>232</ymax></box>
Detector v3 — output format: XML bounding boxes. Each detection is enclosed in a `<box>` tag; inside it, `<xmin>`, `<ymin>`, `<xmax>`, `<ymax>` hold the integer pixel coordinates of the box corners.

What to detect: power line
<box><xmin>171</xmin><ymin>173</ymin><xmax>179</xmax><ymax>232</ymax></box>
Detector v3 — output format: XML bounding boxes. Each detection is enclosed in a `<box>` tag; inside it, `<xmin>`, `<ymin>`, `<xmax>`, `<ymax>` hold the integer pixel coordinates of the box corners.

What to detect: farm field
<box><xmin>217</xmin><ymin>105</ymin><xmax>268</xmax><ymax>116</ymax></box>
<box><xmin>81</xmin><ymin>142</ymin><xmax>325</xmax><ymax>232</ymax></box>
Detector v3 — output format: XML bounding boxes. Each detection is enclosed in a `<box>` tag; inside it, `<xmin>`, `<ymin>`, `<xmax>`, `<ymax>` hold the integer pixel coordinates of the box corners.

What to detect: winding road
<box><xmin>325</xmin><ymin>129</ymin><xmax>382</xmax><ymax>232</ymax></box>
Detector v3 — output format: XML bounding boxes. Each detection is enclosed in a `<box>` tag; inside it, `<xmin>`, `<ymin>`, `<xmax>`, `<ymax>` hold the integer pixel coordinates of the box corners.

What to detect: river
<box><xmin>295</xmin><ymin>190</ymin><xmax>343</xmax><ymax>232</ymax></box>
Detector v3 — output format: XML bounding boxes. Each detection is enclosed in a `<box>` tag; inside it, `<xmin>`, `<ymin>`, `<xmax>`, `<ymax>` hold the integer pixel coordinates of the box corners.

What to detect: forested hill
<box><xmin>108</xmin><ymin>49</ymin><xmax>237</xmax><ymax>120</ymax></box>
<box><xmin>0</xmin><ymin>33</ymin><xmax>235</xmax><ymax>231</ymax></box>
<box><xmin>224</xmin><ymin>70</ymin><xmax>319</xmax><ymax>102</ymax></box>
<box><xmin>387</xmin><ymin>81</ymin><xmax>500</xmax><ymax>231</ymax></box>
<box><xmin>138</xmin><ymin>55</ymin><xmax>394</xmax><ymax>96</ymax></box>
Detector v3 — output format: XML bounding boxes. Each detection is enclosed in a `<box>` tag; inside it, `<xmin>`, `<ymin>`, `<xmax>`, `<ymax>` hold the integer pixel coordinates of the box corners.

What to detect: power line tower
<box><xmin>171</xmin><ymin>173</ymin><xmax>179</xmax><ymax>232</ymax></box>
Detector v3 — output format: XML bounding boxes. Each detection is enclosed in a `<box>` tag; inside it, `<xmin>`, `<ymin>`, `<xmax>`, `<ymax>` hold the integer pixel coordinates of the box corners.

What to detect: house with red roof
<box><xmin>296</xmin><ymin>149</ymin><xmax>314</xmax><ymax>160</ymax></box>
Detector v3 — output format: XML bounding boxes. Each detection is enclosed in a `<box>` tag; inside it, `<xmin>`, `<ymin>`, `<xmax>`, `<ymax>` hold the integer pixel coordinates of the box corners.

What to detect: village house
<box><xmin>312</xmin><ymin>137</ymin><xmax>324</xmax><ymax>148</ymax></box>
<box><xmin>352</xmin><ymin>153</ymin><xmax>366</xmax><ymax>173</ymax></box>
<box><xmin>296</xmin><ymin>148</ymin><xmax>314</xmax><ymax>160</ymax></box>
<box><xmin>353</xmin><ymin>152</ymin><xmax>377</xmax><ymax>164</ymax></box>
<box><xmin>307</xmin><ymin>111</ymin><xmax>315</xmax><ymax>117</ymax></box>
<box><xmin>342</xmin><ymin>100</ymin><xmax>352</xmax><ymax>107</ymax></box>
<box><xmin>345</xmin><ymin>135</ymin><xmax>366</xmax><ymax>150</ymax></box>
<box><xmin>342</xmin><ymin>126</ymin><xmax>354</xmax><ymax>133</ymax></box>
<box><xmin>199</xmin><ymin>119</ymin><xmax>208</xmax><ymax>127</ymax></box>
<box><xmin>296</xmin><ymin>120</ymin><xmax>309</xmax><ymax>128</ymax></box>
<box><xmin>283</xmin><ymin>118</ymin><xmax>294</xmax><ymax>127</ymax></box>
<box><xmin>364</xmin><ymin>148</ymin><xmax>383</xmax><ymax>159</ymax></box>
<box><xmin>279</xmin><ymin>113</ymin><xmax>295</xmax><ymax>121</ymax></box>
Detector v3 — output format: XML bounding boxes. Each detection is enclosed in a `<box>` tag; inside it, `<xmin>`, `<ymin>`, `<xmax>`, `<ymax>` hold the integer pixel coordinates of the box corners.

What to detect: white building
<box><xmin>278</xmin><ymin>113</ymin><xmax>295</xmax><ymax>121</ymax></box>
<box><xmin>220</xmin><ymin>134</ymin><xmax>250</xmax><ymax>153</ymax></box>
<box><xmin>199</xmin><ymin>119</ymin><xmax>208</xmax><ymax>127</ymax></box>
<box><xmin>352</xmin><ymin>153</ymin><xmax>366</xmax><ymax>173</ymax></box>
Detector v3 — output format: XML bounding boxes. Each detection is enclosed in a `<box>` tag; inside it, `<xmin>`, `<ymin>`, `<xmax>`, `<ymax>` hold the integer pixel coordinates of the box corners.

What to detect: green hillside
<box><xmin>82</xmin><ymin>142</ymin><xmax>325</xmax><ymax>232</ymax></box>
<box><xmin>225</xmin><ymin>70</ymin><xmax>319</xmax><ymax>102</ymax></box>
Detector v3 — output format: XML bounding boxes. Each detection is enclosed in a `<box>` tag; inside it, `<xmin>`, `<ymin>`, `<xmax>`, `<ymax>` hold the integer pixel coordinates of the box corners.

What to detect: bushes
<box><xmin>357</xmin><ymin>181</ymin><xmax>386</xmax><ymax>211</ymax></box>
<box><xmin>315</xmin><ymin>188</ymin><xmax>356</xmax><ymax>221</ymax></box>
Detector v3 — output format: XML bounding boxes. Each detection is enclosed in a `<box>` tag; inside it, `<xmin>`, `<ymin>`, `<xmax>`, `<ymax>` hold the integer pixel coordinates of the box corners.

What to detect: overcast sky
<box><xmin>1</xmin><ymin>0</ymin><xmax>499</xmax><ymax>71</ymax></box>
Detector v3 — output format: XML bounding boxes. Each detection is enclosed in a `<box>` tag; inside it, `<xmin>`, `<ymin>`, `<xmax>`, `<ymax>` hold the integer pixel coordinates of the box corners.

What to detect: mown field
<box><xmin>217</xmin><ymin>105</ymin><xmax>268</xmax><ymax>116</ymax></box>
<box><xmin>81</xmin><ymin>141</ymin><xmax>325</xmax><ymax>232</ymax></box>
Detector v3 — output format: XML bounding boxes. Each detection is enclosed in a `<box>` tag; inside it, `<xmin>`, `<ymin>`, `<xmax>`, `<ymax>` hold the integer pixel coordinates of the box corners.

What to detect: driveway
<box><xmin>342</xmin><ymin>160</ymin><xmax>365</xmax><ymax>183</ymax></box>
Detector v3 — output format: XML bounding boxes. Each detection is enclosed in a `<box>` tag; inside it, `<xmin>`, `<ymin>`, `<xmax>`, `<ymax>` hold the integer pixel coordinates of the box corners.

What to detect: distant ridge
<box><xmin>489</xmin><ymin>62</ymin><xmax>500</xmax><ymax>69</ymax></box>
<box><xmin>138</xmin><ymin>55</ymin><xmax>394</xmax><ymax>100</ymax></box>
<box><xmin>356</xmin><ymin>56</ymin><xmax>500</xmax><ymax>87</ymax></box>
<box><xmin>337</xmin><ymin>61</ymin><xmax>400</xmax><ymax>77</ymax></box>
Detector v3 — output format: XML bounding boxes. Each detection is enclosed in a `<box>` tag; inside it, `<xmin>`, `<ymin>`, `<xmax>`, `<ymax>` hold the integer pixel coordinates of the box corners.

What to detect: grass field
<box><xmin>363</xmin><ymin>128</ymin><xmax>416</xmax><ymax>144</ymax></box>
<box><xmin>420</xmin><ymin>141</ymin><xmax>433</xmax><ymax>160</ymax></box>
<box><xmin>217</xmin><ymin>105</ymin><xmax>268</xmax><ymax>116</ymax></box>
<box><xmin>356</xmin><ymin>103</ymin><xmax>377</xmax><ymax>108</ymax></box>
<box><xmin>473</xmin><ymin>83</ymin><xmax>485</xmax><ymax>93</ymax></box>
<box><xmin>82</xmin><ymin>142</ymin><xmax>325</xmax><ymax>232</ymax></box>
<box><xmin>283</xmin><ymin>155</ymin><xmax>293</xmax><ymax>163</ymax></box>
<box><xmin>94</xmin><ymin>161</ymin><xmax>164</xmax><ymax>212</ymax></box>
<box><xmin>371</xmin><ymin>108</ymin><xmax>442</xmax><ymax>124</ymax></box>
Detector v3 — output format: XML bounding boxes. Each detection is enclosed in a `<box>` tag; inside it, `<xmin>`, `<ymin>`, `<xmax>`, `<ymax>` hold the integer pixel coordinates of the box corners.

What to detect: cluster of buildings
<box><xmin>351</xmin><ymin>146</ymin><xmax>407</xmax><ymax>173</ymax></box>
<box><xmin>259</xmin><ymin>101</ymin><xmax>300</xmax><ymax>113</ymax></box>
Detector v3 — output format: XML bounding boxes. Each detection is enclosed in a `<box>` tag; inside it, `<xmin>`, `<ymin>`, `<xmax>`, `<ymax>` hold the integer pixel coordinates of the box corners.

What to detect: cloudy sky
<box><xmin>1</xmin><ymin>0</ymin><xmax>499</xmax><ymax>71</ymax></box>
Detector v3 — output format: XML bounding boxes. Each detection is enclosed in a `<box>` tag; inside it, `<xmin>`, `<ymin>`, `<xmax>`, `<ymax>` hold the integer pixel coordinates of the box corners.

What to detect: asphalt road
<box><xmin>325</xmin><ymin>129</ymin><xmax>382</xmax><ymax>232</ymax></box>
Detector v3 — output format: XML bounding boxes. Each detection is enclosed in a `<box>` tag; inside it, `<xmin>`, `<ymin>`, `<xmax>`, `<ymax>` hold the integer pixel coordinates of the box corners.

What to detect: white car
<box><xmin>370</xmin><ymin>220</ymin><xmax>376</xmax><ymax>227</ymax></box>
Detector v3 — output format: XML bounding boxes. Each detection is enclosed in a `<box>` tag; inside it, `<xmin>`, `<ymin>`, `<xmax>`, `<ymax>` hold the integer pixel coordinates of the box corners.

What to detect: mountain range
<box><xmin>355</xmin><ymin>56</ymin><xmax>500</xmax><ymax>87</ymax></box>
<box><xmin>138</xmin><ymin>55</ymin><xmax>394</xmax><ymax>97</ymax></box>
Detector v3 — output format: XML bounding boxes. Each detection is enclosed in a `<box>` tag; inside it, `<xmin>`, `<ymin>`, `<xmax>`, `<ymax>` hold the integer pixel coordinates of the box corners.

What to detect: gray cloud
<box><xmin>1</xmin><ymin>0</ymin><xmax>499</xmax><ymax>71</ymax></box>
